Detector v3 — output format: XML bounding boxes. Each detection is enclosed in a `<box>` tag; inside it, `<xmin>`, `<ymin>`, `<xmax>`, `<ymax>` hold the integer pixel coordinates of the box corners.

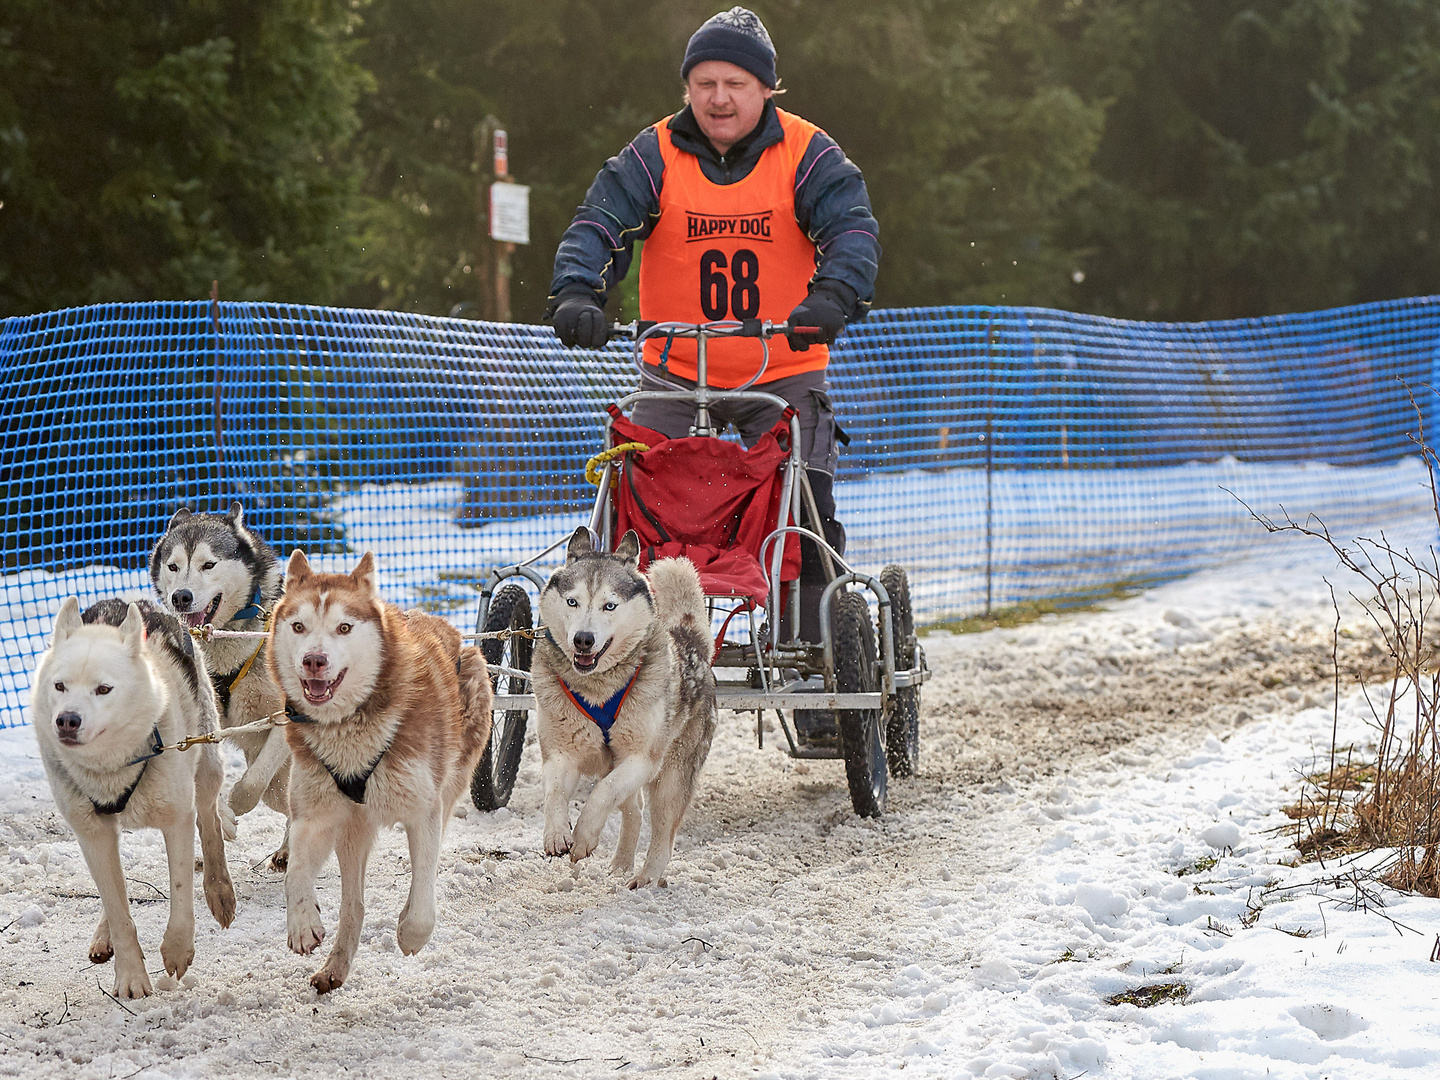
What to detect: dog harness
<box><xmin>212</xmin><ymin>640</ymin><xmax>267</xmax><ymax>714</ymax></box>
<box><xmin>84</xmin><ymin>727</ymin><xmax>167</xmax><ymax>816</ymax></box>
<box><xmin>210</xmin><ymin>587</ymin><xmax>271</xmax><ymax>713</ymax></box>
<box><xmin>231</xmin><ymin>585</ymin><xmax>267</xmax><ymax>623</ymax></box>
<box><xmin>284</xmin><ymin>704</ymin><xmax>393</xmax><ymax>805</ymax></box>
<box><xmin>556</xmin><ymin>669</ymin><xmax>641</xmax><ymax>747</ymax></box>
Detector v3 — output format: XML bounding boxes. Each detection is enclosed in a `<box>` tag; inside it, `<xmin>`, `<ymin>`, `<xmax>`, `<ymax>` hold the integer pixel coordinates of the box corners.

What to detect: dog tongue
<box><xmin>304</xmin><ymin>679</ymin><xmax>332</xmax><ymax>700</ymax></box>
<box><xmin>184</xmin><ymin>611</ymin><xmax>207</xmax><ymax>628</ymax></box>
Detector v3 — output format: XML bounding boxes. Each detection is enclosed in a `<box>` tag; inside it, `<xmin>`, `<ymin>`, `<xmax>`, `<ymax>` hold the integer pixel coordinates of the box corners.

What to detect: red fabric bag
<box><xmin>607</xmin><ymin>407</ymin><xmax>801</xmax><ymax>606</ymax></box>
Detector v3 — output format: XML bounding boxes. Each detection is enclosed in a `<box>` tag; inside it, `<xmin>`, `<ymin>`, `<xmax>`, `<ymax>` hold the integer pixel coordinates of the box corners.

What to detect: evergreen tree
<box><xmin>1053</xmin><ymin>0</ymin><xmax>1440</xmax><ymax>320</ymax></box>
<box><xmin>0</xmin><ymin>0</ymin><xmax>368</xmax><ymax>316</ymax></box>
<box><xmin>6</xmin><ymin>0</ymin><xmax>1438</xmax><ymax>322</ymax></box>
<box><xmin>344</xmin><ymin>0</ymin><xmax>1105</xmax><ymax>319</ymax></box>
<box><xmin>345</xmin><ymin>0</ymin><xmax>703</xmax><ymax>320</ymax></box>
<box><xmin>766</xmin><ymin>0</ymin><xmax>1104</xmax><ymax>309</ymax></box>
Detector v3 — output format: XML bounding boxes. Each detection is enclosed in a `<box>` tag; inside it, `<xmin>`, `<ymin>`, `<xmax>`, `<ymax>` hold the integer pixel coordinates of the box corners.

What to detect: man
<box><xmin>547</xmin><ymin>6</ymin><xmax>880</xmax><ymax>650</ymax></box>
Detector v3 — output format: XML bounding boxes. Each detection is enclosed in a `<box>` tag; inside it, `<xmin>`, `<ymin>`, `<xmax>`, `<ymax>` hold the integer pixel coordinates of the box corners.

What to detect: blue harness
<box><xmin>557</xmin><ymin>670</ymin><xmax>640</xmax><ymax>746</ymax></box>
<box><xmin>231</xmin><ymin>585</ymin><xmax>267</xmax><ymax>623</ymax></box>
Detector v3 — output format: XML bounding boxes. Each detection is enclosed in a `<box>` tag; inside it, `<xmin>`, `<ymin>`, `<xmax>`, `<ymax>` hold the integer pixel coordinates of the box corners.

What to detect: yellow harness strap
<box><xmin>230</xmin><ymin>611</ymin><xmax>273</xmax><ymax>685</ymax></box>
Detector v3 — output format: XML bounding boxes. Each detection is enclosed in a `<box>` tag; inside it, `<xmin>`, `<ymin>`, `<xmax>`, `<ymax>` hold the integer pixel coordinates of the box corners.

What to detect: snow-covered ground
<box><xmin>3</xmin><ymin>515</ymin><xmax>1440</xmax><ymax>1078</ymax></box>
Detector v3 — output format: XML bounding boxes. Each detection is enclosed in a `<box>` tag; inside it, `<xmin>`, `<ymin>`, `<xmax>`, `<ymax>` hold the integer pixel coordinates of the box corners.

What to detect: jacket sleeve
<box><xmin>793</xmin><ymin>131</ymin><xmax>881</xmax><ymax>319</ymax></box>
<box><xmin>547</xmin><ymin>126</ymin><xmax>665</xmax><ymax>309</ymax></box>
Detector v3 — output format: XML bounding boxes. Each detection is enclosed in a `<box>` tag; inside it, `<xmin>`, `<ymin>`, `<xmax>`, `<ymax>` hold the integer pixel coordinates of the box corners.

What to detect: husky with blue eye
<box><xmin>534</xmin><ymin>527</ymin><xmax>717</xmax><ymax>889</ymax></box>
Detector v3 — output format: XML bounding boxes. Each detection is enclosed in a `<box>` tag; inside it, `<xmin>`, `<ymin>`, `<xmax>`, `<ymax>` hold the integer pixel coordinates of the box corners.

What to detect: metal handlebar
<box><xmin>606</xmin><ymin>319</ymin><xmax>818</xmax><ymax>341</ymax></box>
<box><xmin>606</xmin><ymin>319</ymin><xmax>820</xmax><ymax>397</ymax></box>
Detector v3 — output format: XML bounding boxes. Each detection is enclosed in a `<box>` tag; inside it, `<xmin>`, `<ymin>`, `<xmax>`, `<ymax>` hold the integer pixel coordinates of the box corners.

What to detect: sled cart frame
<box><xmin>469</xmin><ymin>320</ymin><xmax>927</xmax><ymax>818</ymax></box>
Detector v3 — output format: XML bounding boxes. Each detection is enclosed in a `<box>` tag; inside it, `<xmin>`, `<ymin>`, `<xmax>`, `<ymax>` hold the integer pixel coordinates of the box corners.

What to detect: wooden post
<box><xmin>492</xmin><ymin>129</ymin><xmax>514</xmax><ymax>322</ymax></box>
<box><xmin>496</xmin><ymin>242</ymin><xmax>515</xmax><ymax>322</ymax></box>
<box><xmin>473</xmin><ymin>116</ymin><xmax>501</xmax><ymax>320</ymax></box>
<box><xmin>476</xmin><ymin>118</ymin><xmax>527</xmax><ymax>322</ymax></box>
<box><xmin>210</xmin><ymin>279</ymin><xmax>229</xmax><ymax>493</ymax></box>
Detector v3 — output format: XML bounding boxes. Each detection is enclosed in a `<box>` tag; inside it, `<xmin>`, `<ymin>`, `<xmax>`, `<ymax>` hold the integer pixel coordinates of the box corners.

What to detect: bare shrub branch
<box><xmin>1234</xmin><ymin>379</ymin><xmax>1440</xmax><ymax>895</ymax></box>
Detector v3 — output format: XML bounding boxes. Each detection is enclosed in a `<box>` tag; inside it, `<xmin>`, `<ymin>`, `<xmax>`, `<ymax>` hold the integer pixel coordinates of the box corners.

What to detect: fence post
<box><xmin>210</xmin><ymin>280</ymin><xmax>227</xmax><ymax>494</ymax></box>
<box><xmin>984</xmin><ymin>314</ymin><xmax>997</xmax><ymax>616</ymax></box>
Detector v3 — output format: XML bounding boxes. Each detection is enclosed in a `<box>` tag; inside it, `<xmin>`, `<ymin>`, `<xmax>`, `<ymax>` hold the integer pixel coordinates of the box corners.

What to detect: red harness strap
<box><xmin>557</xmin><ymin>668</ymin><xmax>641</xmax><ymax>746</ymax></box>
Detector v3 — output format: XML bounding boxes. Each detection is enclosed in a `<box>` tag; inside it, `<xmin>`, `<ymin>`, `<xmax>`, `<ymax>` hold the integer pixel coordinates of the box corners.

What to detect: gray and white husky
<box><xmin>534</xmin><ymin>527</ymin><xmax>716</xmax><ymax>888</ymax></box>
<box><xmin>151</xmin><ymin>504</ymin><xmax>290</xmax><ymax>865</ymax></box>
<box><xmin>31</xmin><ymin>597</ymin><xmax>236</xmax><ymax>998</ymax></box>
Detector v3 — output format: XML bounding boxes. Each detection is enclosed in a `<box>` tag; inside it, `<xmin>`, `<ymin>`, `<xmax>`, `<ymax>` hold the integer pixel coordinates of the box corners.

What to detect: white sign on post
<box><xmin>489</xmin><ymin>181</ymin><xmax>530</xmax><ymax>244</ymax></box>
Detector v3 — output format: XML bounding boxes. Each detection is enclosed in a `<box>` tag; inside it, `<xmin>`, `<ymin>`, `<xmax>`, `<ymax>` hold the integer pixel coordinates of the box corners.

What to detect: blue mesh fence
<box><xmin>3</xmin><ymin>296</ymin><xmax>1438</xmax><ymax>725</ymax></box>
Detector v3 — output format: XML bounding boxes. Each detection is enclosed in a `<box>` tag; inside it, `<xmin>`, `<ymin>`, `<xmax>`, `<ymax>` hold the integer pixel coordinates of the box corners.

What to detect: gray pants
<box><xmin>630</xmin><ymin>366</ymin><xmax>842</xmax><ymax>518</ymax></box>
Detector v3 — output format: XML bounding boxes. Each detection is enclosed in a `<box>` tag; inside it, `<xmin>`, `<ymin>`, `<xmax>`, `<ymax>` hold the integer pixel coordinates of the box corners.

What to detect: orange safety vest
<box><xmin>639</xmin><ymin>108</ymin><xmax>828</xmax><ymax>387</ymax></box>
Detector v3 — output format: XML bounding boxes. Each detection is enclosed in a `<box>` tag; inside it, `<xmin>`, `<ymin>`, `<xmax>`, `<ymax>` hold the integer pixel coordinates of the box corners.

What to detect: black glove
<box><xmin>785</xmin><ymin>283</ymin><xmax>851</xmax><ymax>352</ymax></box>
<box><xmin>549</xmin><ymin>289</ymin><xmax>608</xmax><ymax>348</ymax></box>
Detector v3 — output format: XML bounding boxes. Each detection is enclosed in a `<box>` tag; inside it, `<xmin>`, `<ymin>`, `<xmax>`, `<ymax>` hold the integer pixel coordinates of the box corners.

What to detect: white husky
<box><xmin>534</xmin><ymin>528</ymin><xmax>717</xmax><ymax>888</ymax></box>
<box><xmin>31</xmin><ymin>598</ymin><xmax>236</xmax><ymax>998</ymax></box>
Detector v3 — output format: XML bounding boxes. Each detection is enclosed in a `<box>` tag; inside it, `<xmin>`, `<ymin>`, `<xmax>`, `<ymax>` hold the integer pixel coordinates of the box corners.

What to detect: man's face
<box><xmin>685</xmin><ymin>60</ymin><xmax>773</xmax><ymax>154</ymax></box>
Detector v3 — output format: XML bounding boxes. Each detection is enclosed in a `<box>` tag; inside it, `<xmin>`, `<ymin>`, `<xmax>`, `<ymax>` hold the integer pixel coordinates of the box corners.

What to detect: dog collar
<box><xmin>557</xmin><ymin>669</ymin><xmax>640</xmax><ymax>746</ymax></box>
<box><xmin>90</xmin><ymin>727</ymin><xmax>166</xmax><ymax>816</ymax></box>
<box><xmin>284</xmin><ymin>703</ymin><xmax>391</xmax><ymax>805</ymax></box>
<box><xmin>230</xmin><ymin>585</ymin><xmax>267</xmax><ymax>624</ymax></box>
<box><xmin>127</xmin><ymin>726</ymin><xmax>168</xmax><ymax>766</ymax></box>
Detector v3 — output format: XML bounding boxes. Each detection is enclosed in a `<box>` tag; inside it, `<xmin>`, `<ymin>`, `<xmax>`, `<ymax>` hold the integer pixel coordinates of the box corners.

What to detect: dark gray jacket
<box><xmin>547</xmin><ymin>101</ymin><xmax>880</xmax><ymax>319</ymax></box>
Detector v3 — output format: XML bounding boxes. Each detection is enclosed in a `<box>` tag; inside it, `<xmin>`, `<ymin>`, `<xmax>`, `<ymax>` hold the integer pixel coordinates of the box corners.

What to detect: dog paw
<box><xmin>88</xmin><ymin>919</ymin><xmax>112</xmax><ymax>964</ymax></box>
<box><xmin>205</xmin><ymin>875</ymin><xmax>237</xmax><ymax>929</ymax></box>
<box><xmin>608</xmin><ymin>854</ymin><xmax>636</xmax><ymax>877</ymax></box>
<box><xmin>114</xmin><ymin>958</ymin><xmax>152</xmax><ymax>999</ymax></box>
<box><xmin>287</xmin><ymin>901</ymin><xmax>325</xmax><ymax>955</ymax></box>
<box><xmin>543</xmin><ymin>827</ymin><xmax>573</xmax><ymax>857</ymax></box>
<box><xmin>160</xmin><ymin>930</ymin><xmax>194</xmax><ymax>980</ymax></box>
<box><xmin>269</xmin><ymin>846</ymin><xmax>289</xmax><ymax>873</ymax></box>
<box><xmin>310</xmin><ymin>964</ymin><xmax>346</xmax><ymax>995</ymax></box>
<box><xmin>568</xmin><ymin>842</ymin><xmax>595</xmax><ymax>863</ymax></box>
<box><xmin>396</xmin><ymin>912</ymin><xmax>434</xmax><ymax>956</ymax></box>
<box><xmin>228</xmin><ymin>780</ymin><xmax>263</xmax><ymax>818</ymax></box>
<box><xmin>568</xmin><ymin>820</ymin><xmax>602</xmax><ymax>863</ymax></box>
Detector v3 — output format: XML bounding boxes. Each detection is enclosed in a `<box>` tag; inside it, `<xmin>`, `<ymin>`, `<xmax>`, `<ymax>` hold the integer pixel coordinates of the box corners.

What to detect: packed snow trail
<box><xmin>3</xmin><ymin>524</ymin><xmax>1439</xmax><ymax>1079</ymax></box>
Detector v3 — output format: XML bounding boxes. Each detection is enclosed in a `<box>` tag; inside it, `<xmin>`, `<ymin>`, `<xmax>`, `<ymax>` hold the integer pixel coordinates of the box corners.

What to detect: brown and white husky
<box><xmin>266</xmin><ymin>551</ymin><xmax>491</xmax><ymax>993</ymax></box>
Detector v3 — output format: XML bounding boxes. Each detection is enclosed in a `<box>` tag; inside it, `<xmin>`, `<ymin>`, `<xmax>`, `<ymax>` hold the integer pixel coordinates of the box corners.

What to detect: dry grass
<box><xmin>924</xmin><ymin>580</ymin><xmax>1146</xmax><ymax>635</ymax></box>
<box><xmin>1245</xmin><ymin>385</ymin><xmax>1440</xmax><ymax>897</ymax></box>
<box><xmin>1175</xmin><ymin>855</ymin><xmax>1219</xmax><ymax>877</ymax></box>
<box><xmin>1107</xmin><ymin>982</ymin><xmax>1189</xmax><ymax>1008</ymax></box>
